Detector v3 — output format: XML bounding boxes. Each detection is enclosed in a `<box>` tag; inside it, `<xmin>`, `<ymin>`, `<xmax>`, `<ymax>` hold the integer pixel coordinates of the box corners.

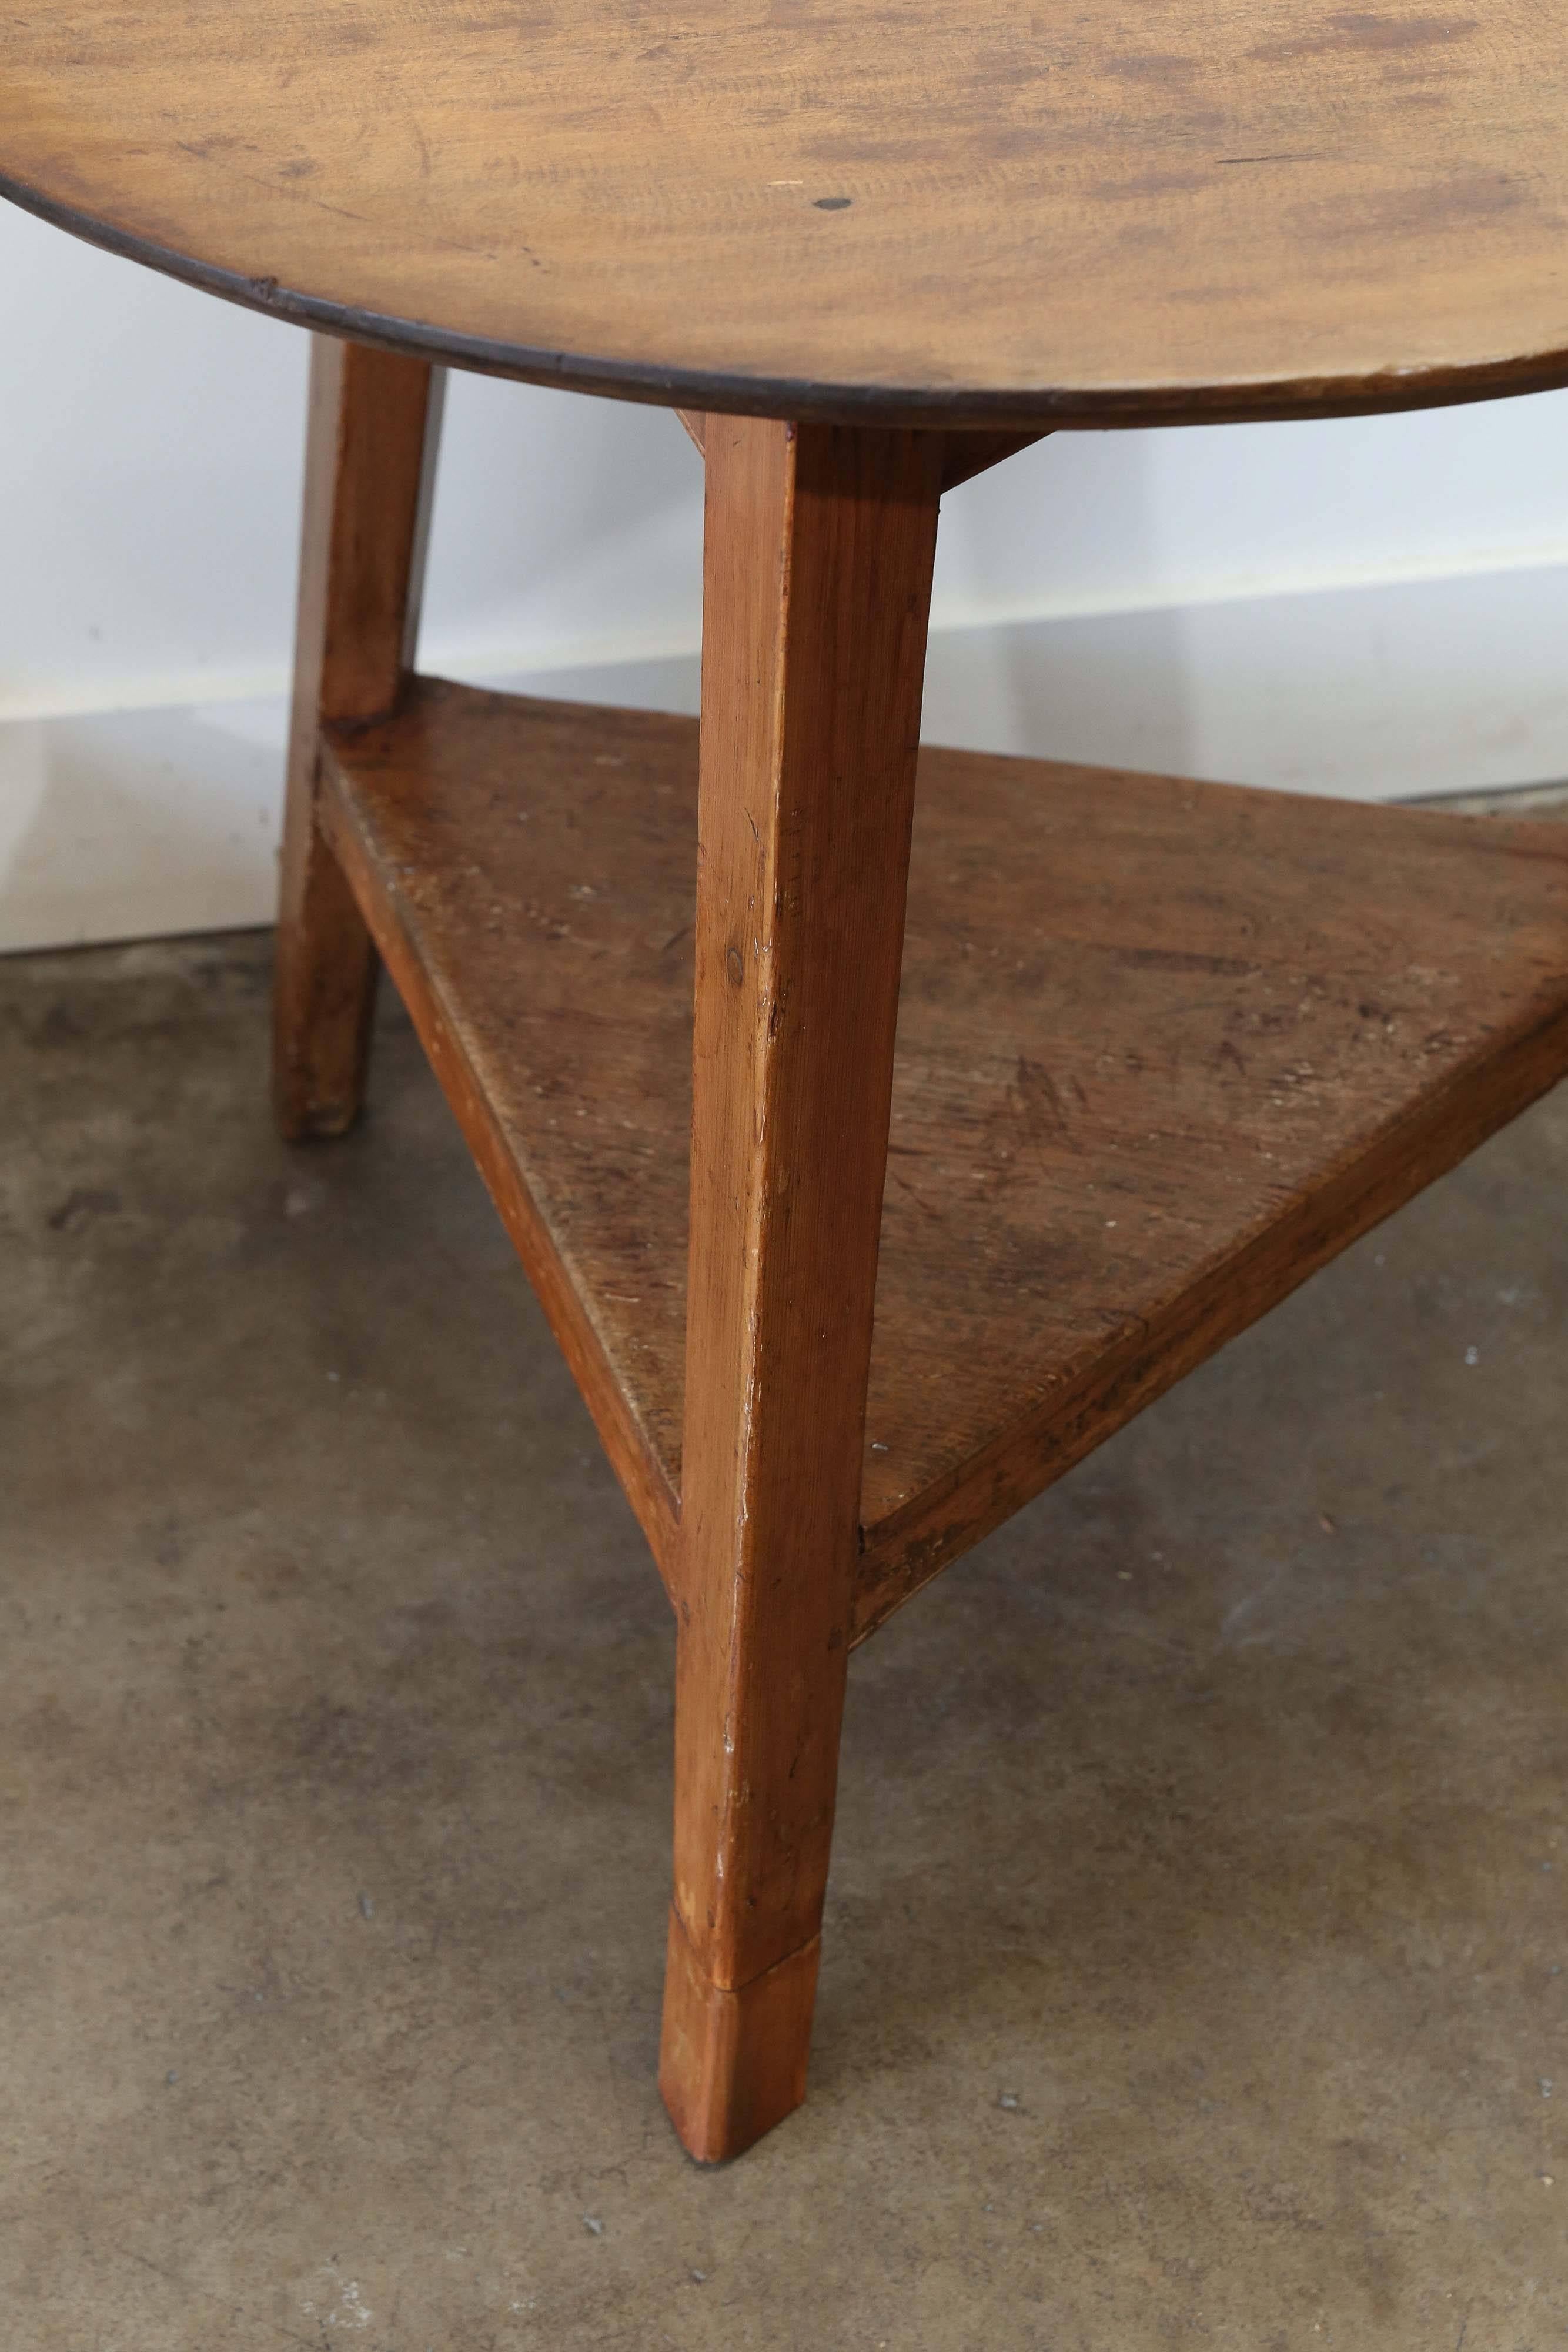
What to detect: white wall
<box><xmin>5</xmin><ymin>198</ymin><xmax>1568</xmax><ymax>951</ymax></box>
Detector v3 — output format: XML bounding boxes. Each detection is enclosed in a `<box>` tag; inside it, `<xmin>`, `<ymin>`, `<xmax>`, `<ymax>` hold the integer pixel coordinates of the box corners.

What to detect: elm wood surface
<box><xmin>273</xmin><ymin>336</ymin><xmax>443</xmax><ymax>1141</ymax></box>
<box><xmin>317</xmin><ymin>676</ymin><xmax>1568</xmax><ymax>1641</ymax></box>
<box><xmin>7</xmin><ymin>5</ymin><xmax>1568</xmax><ymax>427</ymax></box>
<box><xmin>663</xmin><ymin>418</ymin><xmax>942</xmax><ymax>2158</ymax></box>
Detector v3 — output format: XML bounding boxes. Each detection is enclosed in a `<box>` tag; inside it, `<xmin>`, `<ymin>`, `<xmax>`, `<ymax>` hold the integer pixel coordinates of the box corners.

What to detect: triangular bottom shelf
<box><xmin>323</xmin><ymin>678</ymin><xmax>1568</xmax><ymax>1638</ymax></box>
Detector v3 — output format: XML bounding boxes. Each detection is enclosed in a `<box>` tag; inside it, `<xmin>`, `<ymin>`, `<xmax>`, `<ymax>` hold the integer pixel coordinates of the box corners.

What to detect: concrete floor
<box><xmin>3</xmin><ymin>928</ymin><xmax>1566</xmax><ymax>2351</ymax></box>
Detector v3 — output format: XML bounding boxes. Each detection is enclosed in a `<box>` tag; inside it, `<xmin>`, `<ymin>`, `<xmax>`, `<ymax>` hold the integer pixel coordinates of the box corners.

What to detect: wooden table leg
<box><xmin>660</xmin><ymin>415</ymin><xmax>943</xmax><ymax>2160</ymax></box>
<box><xmin>273</xmin><ymin>334</ymin><xmax>444</xmax><ymax>1140</ymax></box>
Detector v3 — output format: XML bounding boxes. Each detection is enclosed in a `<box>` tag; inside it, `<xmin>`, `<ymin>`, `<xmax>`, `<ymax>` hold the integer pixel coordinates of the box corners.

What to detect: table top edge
<box><xmin>9</xmin><ymin>169</ymin><xmax>1568</xmax><ymax>434</ymax></box>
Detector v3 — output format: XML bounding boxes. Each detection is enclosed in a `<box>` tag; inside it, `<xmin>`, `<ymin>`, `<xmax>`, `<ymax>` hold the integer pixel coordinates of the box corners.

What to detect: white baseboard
<box><xmin>6</xmin><ymin>560</ymin><xmax>1568</xmax><ymax>955</ymax></box>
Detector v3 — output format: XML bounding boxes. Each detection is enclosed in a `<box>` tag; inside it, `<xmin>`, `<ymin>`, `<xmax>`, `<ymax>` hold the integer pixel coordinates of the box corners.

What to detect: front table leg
<box><xmin>660</xmin><ymin>416</ymin><xmax>942</xmax><ymax>2160</ymax></box>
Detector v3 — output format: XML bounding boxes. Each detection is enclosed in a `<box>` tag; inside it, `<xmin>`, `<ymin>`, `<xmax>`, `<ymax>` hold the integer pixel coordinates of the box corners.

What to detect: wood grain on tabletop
<box><xmin>3</xmin><ymin>5</ymin><xmax>1567</xmax><ymax>426</ymax></box>
<box><xmin>319</xmin><ymin>679</ymin><xmax>1568</xmax><ymax>1635</ymax></box>
<box><xmin>272</xmin><ymin>336</ymin><xmax>443</xmax><ymax>1142</ymax></box>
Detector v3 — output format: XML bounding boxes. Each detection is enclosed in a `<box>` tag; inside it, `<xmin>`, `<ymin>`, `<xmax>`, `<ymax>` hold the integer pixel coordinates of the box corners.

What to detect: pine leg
<box><xmin>660</xmin><ymin>415</ymin><xmax>942</xmax><ymax>2161</ymax></box>
<box><xmin>273</xmin><ymin>335</ymin><xmax>443</xmax><ymax>1140</ymax></box>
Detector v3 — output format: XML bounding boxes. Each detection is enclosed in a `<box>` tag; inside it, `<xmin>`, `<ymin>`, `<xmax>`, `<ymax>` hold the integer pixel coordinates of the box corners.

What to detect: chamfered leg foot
<box><xmin>658</xmin><ymin>1908</ymin><xmax>821</xmax><ymax>2162</ymax></box>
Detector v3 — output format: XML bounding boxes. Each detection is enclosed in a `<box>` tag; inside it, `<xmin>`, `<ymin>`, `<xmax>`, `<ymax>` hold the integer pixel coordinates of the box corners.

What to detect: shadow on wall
<box><xmin>419</xmin><ymin>369</ymin><xmax>706</xmax><ymax>679</ymax></box>
<box><xmin>923</xmin><ymin>606</ymin><xmax>1195</xmax><ymax>777</ymax></box>
<box><xmin>929</xmin><ymin>426</ymin><xmax>1179</xmax><ymax>769</ymax></box>
<box><xmin>0</xmin><ymin>703</ymin><xmax>286</xmax><ymax>955</ymax></box>
<box><xmin>924</xmin><ymin>564</ymin><xmax>1568</xmax><ymax>800</ymax></box>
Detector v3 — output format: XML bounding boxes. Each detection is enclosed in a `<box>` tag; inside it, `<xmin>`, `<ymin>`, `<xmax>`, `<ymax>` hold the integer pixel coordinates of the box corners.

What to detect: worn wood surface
<box><xmin>320</xmin><ymin>676</ymin><xmax>1568</xmax><ymax>1636</ymax></box>
<box><xmin>661</xmin><ymin>417</ymin><xmax>941</xmax><ymax>2159</ymax></box>
<box><xmin>272</xmin><ymin>335</ymin><xmax>443</xmax><ymax>1141</ymax></box>
<box><xmin>6</xmin><ymin>6</ymin><xmax>1568</xmax><ymax>427</ymax></box>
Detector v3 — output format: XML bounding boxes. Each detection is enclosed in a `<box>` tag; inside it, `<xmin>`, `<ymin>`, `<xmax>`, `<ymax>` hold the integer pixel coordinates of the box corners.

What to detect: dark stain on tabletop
<box><xmin>1249</xmin><ymin>11</ymin><xmax>1477</xmax><ymax>62</ymax></box>
<box><xmin>47</xmin><ymin>1187</ymin><xmax>123</xmax><ymax>1235</ymax></box>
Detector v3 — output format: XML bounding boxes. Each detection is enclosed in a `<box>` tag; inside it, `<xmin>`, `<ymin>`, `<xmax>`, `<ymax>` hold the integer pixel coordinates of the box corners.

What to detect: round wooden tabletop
<box><xmin>4</xmin><ymin>3</ymin><xmax>1567</xmax><ymax>429</ymax></box>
